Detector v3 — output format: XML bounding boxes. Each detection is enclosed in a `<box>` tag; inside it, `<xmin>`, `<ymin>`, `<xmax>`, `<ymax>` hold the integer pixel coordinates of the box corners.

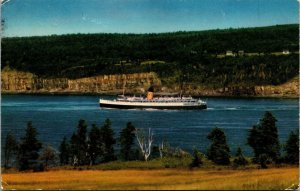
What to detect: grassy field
<box><xmin>2</xmin><ymin>167</ymin><xmax>298</xmax><ymax>190</ymax></box>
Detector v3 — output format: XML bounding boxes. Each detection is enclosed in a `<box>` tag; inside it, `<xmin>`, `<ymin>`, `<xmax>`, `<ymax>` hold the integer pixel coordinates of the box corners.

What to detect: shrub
<box><xmin>233</xmin><ymin>147</ymin><xmax>248</xmax><ymax>167</ymax></box>
<box><xmin>190</xmin><ymin>149</ymin><xmax>205</xmax><ymax>168</ymax></box>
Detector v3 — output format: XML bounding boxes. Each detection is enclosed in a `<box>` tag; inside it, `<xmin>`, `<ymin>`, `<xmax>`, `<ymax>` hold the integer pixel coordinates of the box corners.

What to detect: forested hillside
<box><xmin>1</xmin><ymin>24</ymin><xmax>298</xmax><ymax>87</ymax></box>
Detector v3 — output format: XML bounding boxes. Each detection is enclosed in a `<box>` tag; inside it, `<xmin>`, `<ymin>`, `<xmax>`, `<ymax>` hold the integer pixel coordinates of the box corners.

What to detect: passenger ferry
<box><xmin>99</xmin><ymin>87</ymin><xmax>207</xmax><ymax>110</ymax></box>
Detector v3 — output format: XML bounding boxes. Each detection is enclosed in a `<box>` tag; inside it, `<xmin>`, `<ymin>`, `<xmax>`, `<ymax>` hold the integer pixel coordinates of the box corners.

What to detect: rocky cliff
<box><xmin>1</xmin><ymin>67</ymin><xmax>161</xmax><ymax>94</ymax></box>
<box><xmin>1</xmin><ymin>67</ymin><xmax>298</xmax><ymax>98</ymax></box>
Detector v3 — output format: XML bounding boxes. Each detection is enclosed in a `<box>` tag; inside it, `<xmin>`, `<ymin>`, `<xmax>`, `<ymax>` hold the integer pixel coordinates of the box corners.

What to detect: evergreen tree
<box><xmin>247</xmin><ymin>111</ymin><xmax>280</xmax><ymax>163</ymax></box>
<box><xmin>233</xmin><ymin>147</ymin><xmax>248</xmax><ymax>167</ymax></box>
<box><xmin>207</xmin><ymin>127</ymin><xmax>230</xmax><ymax>165</ymax></box>
<box><xmin>284</xmin><ymin>130</ymin><xmax>299</xmax><ymax>164</ymax></box>
<box><xmin>259</xmin><ymin>154</ymin><xmax>268</xmax><ymax>169</ymax></box>
<box><xmin>119</xmin><ymin>122</ymin><xmax>136</xmax><ymax>161</ymax></box>
<box><xmin>4</xmin><ymin>132</ymin><xmax>19</xmax><ymax>168</ymax></box>
<box><xmin>40</xmin><ymin>145</ymin><xmax>57</xmax><ymax>169</ymax></box>
<box><xmin>59</xmin><ymin>136</ymin><xmax>70</xmax><ymax>165</ymax></box>
<box><xmin>100</xmin><ymin>119</ymin><xmax>116</xmax><ymax>162</ymax></box>
<box><xmin>18</xmin><ymin>121</ymin><xmax>42</xmax><ymax>171</ymax></box>
<box><xmin>70</xmin><ymin>119</ymin><xmax>88</xmax><ymax>165</ymax></box>
<box><xmin>70</xmin><ymin>132</ymin><xmax>79</xmax><ymax>166</ymax></box>
<box><xmin>88</xmin><ymin>123</ymin><xmax>102</xmax><ymax>165</ymax></box>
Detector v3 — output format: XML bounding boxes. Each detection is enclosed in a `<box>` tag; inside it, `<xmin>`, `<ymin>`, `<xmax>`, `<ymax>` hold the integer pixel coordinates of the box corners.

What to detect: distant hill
<box><xmin>1</xmin><ymin>24</ymin><xmax>299</xmax><ymax>87</ymax></box>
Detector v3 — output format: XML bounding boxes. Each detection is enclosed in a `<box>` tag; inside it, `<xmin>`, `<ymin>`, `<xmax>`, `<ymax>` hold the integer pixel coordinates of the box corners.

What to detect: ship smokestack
<box><xmin>147</xmin><ymin>86</ymin><xmax>154</xmax><ymax>100</ymax></box>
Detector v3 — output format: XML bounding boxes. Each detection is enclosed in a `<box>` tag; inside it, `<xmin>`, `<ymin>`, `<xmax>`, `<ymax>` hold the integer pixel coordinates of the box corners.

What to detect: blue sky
<box><xmin>1</xmin><ymin>0</ymin><xmax>298</xmax><ymax>37</ymax></box>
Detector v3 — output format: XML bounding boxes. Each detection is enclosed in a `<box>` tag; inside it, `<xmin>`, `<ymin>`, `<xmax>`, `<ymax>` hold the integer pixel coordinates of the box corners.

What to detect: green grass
<box><xmin>53</xmin><ymin>156</ymin><xmax>193</xmax><ymax>170</ymax></box>
<box><xmin>51</xmin><ymin>156</ymin><xmax>263</xmax><ymax>171</ymax></box>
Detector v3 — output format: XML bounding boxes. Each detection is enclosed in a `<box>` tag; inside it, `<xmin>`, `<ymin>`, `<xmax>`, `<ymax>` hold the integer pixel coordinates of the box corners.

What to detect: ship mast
<box><xmin>179</xmin><ymin>74</ymin><xmax>184</xmax><ymax>98</ymax></box>
<box><xmin>122</xmin><ymin>75</ymin><xmax>126</xmax><ymax>96</ymax></box>
<box><xmin>121</xmin><ymin>61</ymin><xmax>126</xmax><ymax>96</ymax></box>
<box><xmin>179</xmin><ymin>73</ymin><xmax>188</xmax><ymax>98</ymax></box>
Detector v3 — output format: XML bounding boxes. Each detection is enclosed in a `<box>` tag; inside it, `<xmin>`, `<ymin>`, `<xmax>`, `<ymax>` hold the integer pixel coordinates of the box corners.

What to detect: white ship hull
<box><xmin>99</xmin><ymin>98</ymin><xmax>207</xmax><ymax>110</ymax></box>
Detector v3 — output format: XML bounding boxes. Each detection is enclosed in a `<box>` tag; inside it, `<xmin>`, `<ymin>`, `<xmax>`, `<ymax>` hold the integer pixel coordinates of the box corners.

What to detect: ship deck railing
<box><xmin>116</xmin><ymin>99</ymin><xmax>200</xmax><ymax>103</ymax></box>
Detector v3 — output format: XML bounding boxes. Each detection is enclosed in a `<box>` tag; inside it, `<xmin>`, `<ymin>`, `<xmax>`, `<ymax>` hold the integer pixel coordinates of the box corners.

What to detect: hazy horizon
<box><xmin>1</xmin><ymin>23</ymin><xmax>298</xmax><ymax>38</ymax></box>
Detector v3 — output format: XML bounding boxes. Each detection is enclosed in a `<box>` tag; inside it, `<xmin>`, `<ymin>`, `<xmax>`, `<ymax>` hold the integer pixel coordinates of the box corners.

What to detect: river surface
<box><xmin>1</xmin><ymin>94</ymin><xmax>299</xmax><ymax>156</ymax></box>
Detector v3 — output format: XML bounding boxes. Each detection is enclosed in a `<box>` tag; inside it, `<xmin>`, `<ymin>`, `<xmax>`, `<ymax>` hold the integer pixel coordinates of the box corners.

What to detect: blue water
<box><xmin>1</xmin><ymin>94</ymin><xmax>299</xmax><ymax>156</ymax></box>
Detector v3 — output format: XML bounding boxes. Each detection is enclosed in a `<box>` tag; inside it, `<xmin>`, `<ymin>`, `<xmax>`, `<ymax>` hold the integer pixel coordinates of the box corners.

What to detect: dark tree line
<box><xmin>1</xmin><ymin>24</ymin><xmax>298</xmax><ymax>86</ymax></box>
<box><xmin>202</xmin><ymin>111</ymin><xmax>298</xmax><ymax>168</ymax></box>
<box><xmin>3</xmin><ymin>111</ymin><xmax>299</xmax><ymax>171</ymax></box>
<box><xmin>60</xmin><ymin>119</ymin><xmax>137</xmax><ymax>166</ymax></box>
<box><xmin>3</xmin><ymin>119</ymin><xmax>137</xmax><ymax>170</ymax></box>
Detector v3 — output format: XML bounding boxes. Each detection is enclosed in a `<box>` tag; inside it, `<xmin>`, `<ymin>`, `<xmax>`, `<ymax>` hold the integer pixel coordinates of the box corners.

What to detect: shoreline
<box><xmin>2</xmin><ymin>69</ymin><xmax>298</xmax><ymax>99</ymax></box>
<box><xmin>1</xmin><ymin>91</ymin><xmax>298</xmax><ymax>99</ymax></box>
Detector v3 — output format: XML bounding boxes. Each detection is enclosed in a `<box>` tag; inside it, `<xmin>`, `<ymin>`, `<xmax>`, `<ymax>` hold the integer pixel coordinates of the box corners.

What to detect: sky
<box><xmin>1</xmin><ymin>0</ymin><xmax>299</xmax><ymax>37</ymax></box>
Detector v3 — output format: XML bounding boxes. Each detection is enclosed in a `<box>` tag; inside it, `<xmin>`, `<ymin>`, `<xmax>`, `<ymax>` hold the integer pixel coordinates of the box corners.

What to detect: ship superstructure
<box><xmin>99</xmin><ymin>87</ymin><xmax>207</xmax><ymax>110</ymax></box>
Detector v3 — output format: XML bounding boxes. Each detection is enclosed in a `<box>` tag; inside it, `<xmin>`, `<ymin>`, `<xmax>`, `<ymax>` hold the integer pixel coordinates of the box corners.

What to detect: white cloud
<box><xmin>81</xmin><ymin>14</ymin><xmax>102</xmax><ymax>25</ymax></box>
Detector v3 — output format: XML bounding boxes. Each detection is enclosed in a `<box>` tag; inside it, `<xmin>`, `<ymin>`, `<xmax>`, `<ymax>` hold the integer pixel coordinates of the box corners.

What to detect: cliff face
<box><xmin>1</xmin><ymin>68</ymin><xmax>298</xmax><ymax>97</ymax></box>
<box><xmin>1</xmin><ymin>67</ymin><xmax>161</xmax><ymax>94</ymax></box>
